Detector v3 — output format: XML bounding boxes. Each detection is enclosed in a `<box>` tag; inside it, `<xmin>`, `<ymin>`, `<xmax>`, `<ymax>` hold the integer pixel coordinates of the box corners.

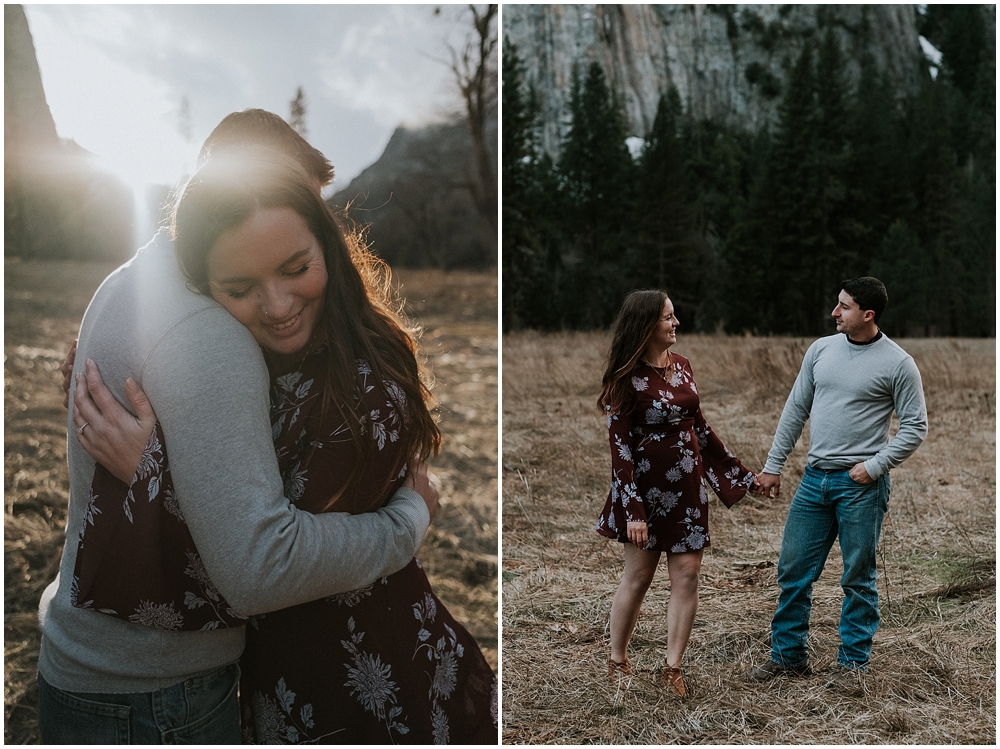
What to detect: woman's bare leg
<box><xmin>664</xmin><ymin>549</ymin><xmax>704</xmax><ymax>668</ymax></box>
<box><xmin>609</xmin><ymin>544</ymin><xmax>661</xmax><ymax>663</ymax></box>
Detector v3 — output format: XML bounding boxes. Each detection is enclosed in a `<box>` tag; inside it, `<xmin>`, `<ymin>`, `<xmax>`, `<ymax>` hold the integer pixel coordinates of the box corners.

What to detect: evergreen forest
<box><xmin>502</xmin><ymin>6</ymin><xmax>995</xmax><ymax>337</ymax></box>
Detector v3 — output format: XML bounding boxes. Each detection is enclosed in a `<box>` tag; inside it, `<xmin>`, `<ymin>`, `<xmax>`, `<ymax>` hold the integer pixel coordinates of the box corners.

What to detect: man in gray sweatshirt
<box><xmin>749</xmin><ymin>277</ymin><xmax>927</xmax><ymax>686</ymax></box>
<box><xmin>38</xmin><ymin>112</ymin><xmax>437</xmax><ymax>743</ymax></box>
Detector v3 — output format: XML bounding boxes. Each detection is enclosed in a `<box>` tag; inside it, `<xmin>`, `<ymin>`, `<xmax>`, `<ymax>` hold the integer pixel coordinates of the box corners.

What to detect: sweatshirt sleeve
<box><xmin>863</xmin><ymin>356</ymin><xmax>928</xmax><ymax>478</ymax></box>
<box><xmin>140</xmin><ymin>309</ymin><xmax>429</xmax><ymax>617</ymax></box>
<box><xmin>762</xmin><ymin>343</ymin><xmax>817</xmax><ymax>475</ymax></box>
<box><xmin>607</xmin><ymin>405</ymin><xmax>646</xmax><ymax>525</ymax></box>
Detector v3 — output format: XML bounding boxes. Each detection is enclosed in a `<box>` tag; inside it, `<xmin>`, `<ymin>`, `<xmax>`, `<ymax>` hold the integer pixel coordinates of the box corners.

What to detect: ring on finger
<box><xmin>78</xmin><ymin>422</ymin><xmax>89</xmax><ymax>435</ymax></box>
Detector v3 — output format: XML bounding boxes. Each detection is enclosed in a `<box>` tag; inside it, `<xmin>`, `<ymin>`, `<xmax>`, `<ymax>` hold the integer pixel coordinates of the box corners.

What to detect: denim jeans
<box><xmin>770</xmin><ymin>466</ymin><xmax>890</xmax><ymax>670</ymax></box>
<box><xmin>38</xmin><ymin>662</ymin><xmax>240</xmax><ymax>744</ymax></box>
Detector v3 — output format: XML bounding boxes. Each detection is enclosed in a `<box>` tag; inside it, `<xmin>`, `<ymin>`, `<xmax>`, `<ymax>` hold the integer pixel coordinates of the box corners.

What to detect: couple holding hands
<box><xmin>596</xmin><ymin>280</ymin><xmax>928</xmax><ymax>697</ymax></box>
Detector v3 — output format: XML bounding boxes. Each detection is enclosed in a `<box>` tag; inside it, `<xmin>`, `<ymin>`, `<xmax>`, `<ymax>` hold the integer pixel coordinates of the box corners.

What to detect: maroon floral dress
<box><xmin>71</xmin><ymin>347</ymin><xmax>497</xmax><ymax>744</ymax></box>
<box><xmin>595</xmin><ymin>355</ymin><xmax>755</xmax><ymax>552</ymax></box>
<box><xmin>240</xmin><ymin>351</ymin><xmax>497</xmax><ymax>744</ymax></box>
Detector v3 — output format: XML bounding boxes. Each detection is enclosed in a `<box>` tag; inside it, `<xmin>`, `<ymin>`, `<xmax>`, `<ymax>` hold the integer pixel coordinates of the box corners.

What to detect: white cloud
<box><xmin>23</xmin><ymin>4</ymin><xmax>466</xmax><ymax>187</ymax></box>
<box><xmin>317</xmin><ymin>5</ymin><xmax>460</xmax><ymax>127</ymax></box>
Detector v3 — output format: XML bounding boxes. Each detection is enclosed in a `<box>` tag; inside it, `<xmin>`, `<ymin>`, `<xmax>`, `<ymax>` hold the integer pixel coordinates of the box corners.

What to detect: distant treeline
<box><xmin>502</xmin><ymin>7</ymin><xmax>995</xmax><ymax>337</ymax></box>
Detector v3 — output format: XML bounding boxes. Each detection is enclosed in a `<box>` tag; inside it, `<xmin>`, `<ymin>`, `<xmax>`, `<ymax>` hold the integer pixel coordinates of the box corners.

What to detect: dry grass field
<box><xmin>502</xmin><ymin>331</ymin><xmax>995</xmax><ymax>744</ymax></box>
<box><xmin>4</xmin><ymin>259</ymin><xmax>497</xmax><ymax>744</ymax></box>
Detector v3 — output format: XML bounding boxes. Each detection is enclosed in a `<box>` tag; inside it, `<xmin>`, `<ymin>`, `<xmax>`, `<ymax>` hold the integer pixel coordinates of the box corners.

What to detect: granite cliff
<box><xmin>503</xmin><ymin>4</ymin><xmax>927</xmax><ymax>156</ymax></box>
<box><xmin>5</xmin><ymin>4</ymin><xmax>132</xmax><ymax>260</ymax></box>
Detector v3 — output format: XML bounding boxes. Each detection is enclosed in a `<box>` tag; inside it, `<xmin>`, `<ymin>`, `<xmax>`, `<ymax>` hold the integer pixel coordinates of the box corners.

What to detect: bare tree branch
<box><xmin>449</xmin><ymin>4</ymin><xmax>498</xmax><ymax>232</ymax></box>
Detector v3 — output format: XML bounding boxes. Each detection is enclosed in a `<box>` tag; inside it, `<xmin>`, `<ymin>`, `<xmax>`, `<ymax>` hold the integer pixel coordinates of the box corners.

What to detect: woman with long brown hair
<box><xmin>70</xmin><ymin>148</ymin><xmax>497</xmax><ymax>742</ymax></box>
<box><xmin>596</xmin><ymin>289</ymin><xmax>758</xmax><ymax>697</ymax></box>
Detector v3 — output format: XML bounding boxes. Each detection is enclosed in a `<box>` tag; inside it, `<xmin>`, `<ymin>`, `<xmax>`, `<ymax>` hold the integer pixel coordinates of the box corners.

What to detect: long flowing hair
<box><xmin>597</xmin><ymin>289</ymin><xmax>669</xmax><ymax>415</ymax></box>
<box><xmin>172</xmin><ymin>148</ymin><xmax>441</xmax><ymax>510</ymax></box>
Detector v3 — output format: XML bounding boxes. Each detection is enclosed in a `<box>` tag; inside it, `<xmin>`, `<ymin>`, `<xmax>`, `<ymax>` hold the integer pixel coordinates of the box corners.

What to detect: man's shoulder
<box><xmin>809</xmin><ymin>334</ymin><xmax>841</xmax><ymax>353</ymax></box>
<box><xmin>875</xmin><ymin>333</ymin><xmax>915</xmax><ymax>362</ymax></box>
<box><xmin>104</xmin><ymin>233</ymin><xmax>235</xmax><ymax>328</ymax></box>
<box><xmin>81</xmin><ymin>232</ymin><xmax>257</xmax><ymax>372</ymax></box>
<box><xmin>801</xmin><ymin>334</ymin><xmax>840</xmax><ymax>366</ymax></box>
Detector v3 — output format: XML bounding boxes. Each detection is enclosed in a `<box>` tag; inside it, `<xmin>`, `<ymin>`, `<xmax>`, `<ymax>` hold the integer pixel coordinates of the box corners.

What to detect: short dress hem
<box><xmin>595</xmin><ymin>355</ymin><xmax>755</xmax><ymax>554</ymax></box>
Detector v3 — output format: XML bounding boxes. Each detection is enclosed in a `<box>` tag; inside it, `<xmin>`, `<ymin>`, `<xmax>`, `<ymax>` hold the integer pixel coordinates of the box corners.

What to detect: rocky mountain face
<box><xmin>503</xmin><ymin>4</ymin><xmax>926</xmax><ymax>156</ymax></box>
<box><xmin>330</xmin><ymin>119</ymin><xmax>497</xmax><ymax>269</ymax></box>
<box><xmin>5</xmin><ymin>4</ymin><xmax>132</xmax><ymax>260</ymax></box>
<box><xmin>4</xmin><ymin>5</ymin><xmax>59</xmax><ymax>150</ymax></box>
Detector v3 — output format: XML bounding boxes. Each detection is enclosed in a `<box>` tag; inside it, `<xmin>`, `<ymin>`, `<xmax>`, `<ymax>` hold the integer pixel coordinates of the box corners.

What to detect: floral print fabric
<box><xmin>596</xmin><ymin>355</ymin><xmax>755</xmax><ymax>553</ymax></box>
<box><xmin>240</xmin><ymin>349</ymin><xmax>497</xmax><ymax>744</ymax></box>
<box><xmin>70</xmin><ymin>344</ymin><xmax>496</xmax><ymax>743</ymax></box>
<box><xmin>71</xmin><ymin>423</ymin><xmax>246</xmax><ymax>630</ymax></box>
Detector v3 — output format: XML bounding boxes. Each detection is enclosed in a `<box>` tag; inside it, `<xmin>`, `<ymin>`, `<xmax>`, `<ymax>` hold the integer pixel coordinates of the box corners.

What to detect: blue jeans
<box><xmin>770</xmin><ymin>466</ymin><xmax>890</xmax><ymax>670</ymax></box>
<box><xmin>38</xmin><ymin>662</ymin><xmax>240</xmax><ymax>744</ymax></box>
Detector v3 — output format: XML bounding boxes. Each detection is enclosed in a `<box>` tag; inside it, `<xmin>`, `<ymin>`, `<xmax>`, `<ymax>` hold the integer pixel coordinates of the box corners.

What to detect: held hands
<box><xmin>404</xmin><ymin>458</ymin><xmax>439</xmax><ymax>524</ymax></box>
<box><xmin>754</xmin><ymin>472</ymin><xmax>781</xmax><ymax>498</ymax></box>
<box><xmin>849</xmin><ymin>462</ymin><xmax>875</xmax><ymax>484</ymax></box>
<box><xmin>72</xmin><ymin>359</ymin><xmax>157</xmax><ymax>484</ymax></box>
<box><xmin>626</xmin><ymin>521</ymin><xmax>648</xmax><ymax>548</ymax></box>
<box><xmin>751</xmin><ymin>466</ymin><xmax>874</xmax><ymax>495</ymax></box>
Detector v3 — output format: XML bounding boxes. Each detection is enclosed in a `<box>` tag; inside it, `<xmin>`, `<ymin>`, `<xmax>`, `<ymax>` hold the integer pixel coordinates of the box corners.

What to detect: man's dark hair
<box><xmin>197</xmin><ymin>109</ymin><xmax>334</xmax><ymax>187</ymax></box>
<box><xmin>841</xmin><ymin>277</ymin><xmax>888</xmax><ymax>323</ymax></box>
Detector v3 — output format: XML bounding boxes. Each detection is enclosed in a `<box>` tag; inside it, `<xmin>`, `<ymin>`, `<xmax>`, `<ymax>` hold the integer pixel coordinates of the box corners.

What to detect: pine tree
<box><xmin>926</xmin><ymin>5</ymin><xmax>988</xmax><ymax>99</ymax></box>
<box><xmin>909</xmin><ymin>76</ymin><xmax>962</xmax><ymax>334</ymax></box>
<box><xmin>813</xmin><ymin>29</ymin><xmax>861</xmax><ymax>306</ymax></box>
<box><xmin>636</xmin><ymin>89</ymin><xmax>707</xmax><ymax>326</ymax></box>
<box><xmin>768</xmin><ymin>40</ymin><xmax>827</xmax><ymax>334</ymax></box>
<box><xmin>501</xmin><ymin>37</ymin><xmax>549</xmax><ymax>330</ymax></box>
<box><xmin>558</xmin><ymin>62</ymin><xmax>635</xmax><ymax>327</ymax></box>
<box><xmin>720</xmin><ymin>125</ymin><xmax>777</xmax><ymax>333</ymax></box>
<box><xmin>290</xmin><ymin>87</ymin><xmax>308</xmax><ymax>138</ymax></box>
<box><xmin>950</xmin><ymin>50</ymin><xmax>995</xmax><ymax>335</ymax></box>
<box><xmin>178</xmin><ymin>96</ymin><xmax>192</xmax><ymax>144</ymax></box>
<box><xmin>869</xmin><ymin>220</ymin><xmax>932</xmax><ymax>336</ymax></box>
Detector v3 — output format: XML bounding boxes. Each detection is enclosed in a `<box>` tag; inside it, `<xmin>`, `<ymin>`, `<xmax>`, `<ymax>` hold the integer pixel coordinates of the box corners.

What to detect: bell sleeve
<box><xmin>72</xmin><ymin>423</ymin><xmax>247</xmax><ymax>630</ymax></box>
<box><xmin>607</xmin><ymin>405</ymin><xmax>647</xmax><ymax>526</ymax></box>
<box><xmin>694</xmin><ymin>406</ymin><xmax>756</xmax><ymax>508</ymax></box>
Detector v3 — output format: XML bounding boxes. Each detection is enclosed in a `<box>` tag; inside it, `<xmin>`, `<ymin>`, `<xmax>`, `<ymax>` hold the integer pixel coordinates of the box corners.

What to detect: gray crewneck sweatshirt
<box><xmin>38</xmin><ymin>232</ymin><xmax>429</xmax><ymax>694</ymax></box>
<box><xmin>762</xmin><ymin>332</ymin><xmax>928</xmax><ymax>478</ymax></box>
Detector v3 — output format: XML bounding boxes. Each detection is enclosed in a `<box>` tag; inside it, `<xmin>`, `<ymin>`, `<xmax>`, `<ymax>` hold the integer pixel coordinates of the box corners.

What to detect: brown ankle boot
<box><xmin>661</xmin><ymin>662</ymin><xmax>688</xmax><ymax>697</ymax></box>
<box><xmin>608</xmin><ymin>658</ymin><xmax>632</xmax><ymax>679</ymax></box>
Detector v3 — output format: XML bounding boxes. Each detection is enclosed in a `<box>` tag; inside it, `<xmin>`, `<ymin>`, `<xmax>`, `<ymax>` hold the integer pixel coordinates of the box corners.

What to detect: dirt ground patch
<box><xmin>4</xmin><ymin>258</ymin><xmax>498</xmax><ymax>744</ymax></box>
<box><xmin>502</xmin><ymin>331</ymin><xmax>995</xmax><ymax>744</ymax></box>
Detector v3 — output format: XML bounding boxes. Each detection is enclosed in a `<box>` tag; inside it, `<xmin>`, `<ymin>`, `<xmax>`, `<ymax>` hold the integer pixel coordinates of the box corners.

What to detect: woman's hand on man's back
<box><xmin>404</xmin><ymin>460</ymin><xmax>439</xmax><ymax>524</ymax></box>
<box><xmin>72</xmin><ymin>358</ymin><xmax>157</xmax><ymax>484</ymax></box>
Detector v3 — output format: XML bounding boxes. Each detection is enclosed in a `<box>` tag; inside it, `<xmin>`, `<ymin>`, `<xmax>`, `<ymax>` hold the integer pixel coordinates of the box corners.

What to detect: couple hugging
<box><xmin>39</xmin><ymin>109</ymin><xmax>497</xmax><ymax>744</ymax></box>
<box><xmin>596</xmin><ymin>280</ymin><xmax>928</xmax><ymax>698</ymax></box>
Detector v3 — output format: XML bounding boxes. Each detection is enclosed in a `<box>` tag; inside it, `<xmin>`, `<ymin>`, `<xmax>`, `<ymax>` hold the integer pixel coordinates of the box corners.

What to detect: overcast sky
<box><xmin>23</xmin><ymin>4</ymin><xmax>472</xmax><ymax>195</ymax></box>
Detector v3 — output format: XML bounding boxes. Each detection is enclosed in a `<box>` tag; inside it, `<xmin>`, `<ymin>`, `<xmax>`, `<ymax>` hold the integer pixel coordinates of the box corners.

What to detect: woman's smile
<box><xmin>266</xmin><ymin>311</ymin><xmax>302</xmax><ymax>333</ymax></box>
<box><xmin>207</xmin><ymin>206</ymin><xmax>328</xmax><ymax>356</ymax></box>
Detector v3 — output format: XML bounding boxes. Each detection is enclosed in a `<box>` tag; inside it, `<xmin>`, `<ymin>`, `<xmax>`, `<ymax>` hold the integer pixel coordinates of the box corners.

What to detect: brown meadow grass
<box><xmin>502</xmin><ymin>331</ymin><xmax>995</xmax><ymax>744</ymax></box>
<box><xmin>4</xmin><ymin>259</ymin><xmax>498</xmax><ymax>744</ymax></box>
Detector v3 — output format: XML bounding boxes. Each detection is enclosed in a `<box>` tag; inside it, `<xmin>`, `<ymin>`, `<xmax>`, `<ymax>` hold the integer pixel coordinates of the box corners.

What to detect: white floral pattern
<box><xmin>413</xmin><ymin>592</ymin><xmax>468</xmax><ymax>744</ymax></box>
<box><xmin>80</xmin><ymin>487</ymin><xmax>101</xmax><ymax>538</ymax></box>
<box><xmin>342</xmin><ymin>616</ymin><xmax>409</xmax><ymax>738</ymax></box>
<box><xmin>597</xmin><ymin>355</ymin><xmax>756</xmax><ymax>552</ymax></box>
<box><xmin>182</xmin><ymin>550</ymin><xmax>243</xmax><ymax>629</ymax></box>
<box><xmin>325</xmin><ymin>584</ymin><xmax>374</xmax><ymax>607</ymax></box>
<box><xmin>242</xmin><ymin>350</ymin><xmax>497</xmax><ymax>743</ymax></box>
<box><xmin>123</xmin><ymin>428</ymin><xmax>164</xmax><ymax>523</ymax></box>
<box><xmin>71</xmin><ymin>421</ymin><xmax>247</xmax><ymax>631</ymax></box>
<box><xmin>128</xmin><ymin>600</ymin><xmax>184</xmax><ymax>630</ymax></box>
<box><xmin>251</xmin><ymin>678</ymin><xmax>336</xmax><ymax>744</ymax></box>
